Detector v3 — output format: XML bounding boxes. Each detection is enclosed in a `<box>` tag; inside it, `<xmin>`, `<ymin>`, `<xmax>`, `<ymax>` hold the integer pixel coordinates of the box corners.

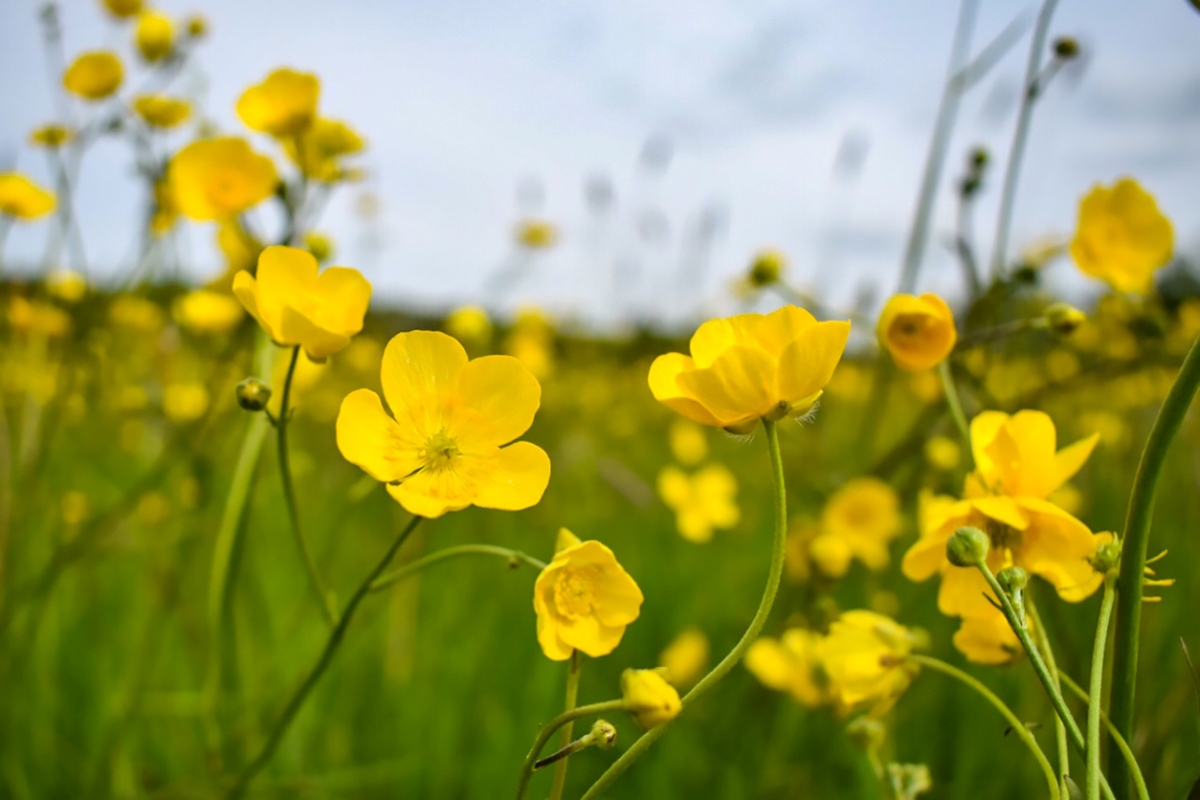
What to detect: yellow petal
<box><xmin>1014</xmin><ymin>499</ymin><xmax>1104</xmax><ymax>601</ymax></box>
<box><xmin>676</xmin><ymin>345</ymin><xmax>776</xmax><ymax>426</ymax></box>
<box><xmin>752</xmin><ymin>305</ymin><xmax>818</xmax><ymax>359</ymax></box>
<box><xmin>555</xmin><ymin>528</ymin><xmax>581</xmax><ymax>553</ymax></box>
<box><xmin>953</xmin><ymin>612</ymin><xmax>1023</xmax><ymax>665</ymax></box>
<box><xmin>335</xmin><ymin>389</ymin><xmax>421</xmax><ymax>482</ymax></box>
<box><xmin>648</xmin><ymin>353</ymin><xmax>720</xmax><ymax>426</ymax></box>
<box><xmin>969</xmin><ymin>411</ymin><xmax>1008</xmax><ymax>483</ymax></box>
<box><xmin>279</xmin><ymin>306</ymin><xmax>351</xmax><ymax>359</ymax></box>
<box><xmin>777</xmin><ymin>320</ymin><xmax>851</xmax><ymax>405</ymax></box>
<box><xmin>472</xmin><ymin>441</ymin><xmax>551</xmax><ymax>512</ymax></box>
<box><xmin>1053</xmin><ymin>433</ymin><xmax>1099</xmax><ymax>491</ymax></box>
<box><xmin>689</xmin><ymin>313</ymin><xmax>762</xmax><ymax>368</ymax></box>
<box><xmin>312</xmin><ymin>266</ymin><xmax>371</xmax><ymax>335</ymax></box>
<box><xmin>448</xmin><ymin>354</ymin><xmax>540</xmax><ymax>447</ymax></box>
<box><xmin>231</xmin><ymin>271</ymin><xmax>274</xmax><ymax>339</ymax></box>
<box><xmin>558</xmin><ymin>613</ymin><xmax>626</xmax><ymax>658</ymax></box>
<box><xmin>937</xmin><ymin>554</ymin><xmax>1002</xmax><ymax>618</ymax></box>
<box><xmin>745</xmin><ymin>638</ymin><xmax>794</xmax><ymax>690</ymax></box>
<box><xmin>386</xmin><ymin>469</ymin><xmax>469</xmax><ymax>519</ymax></box>
<box><xmin>380</xmin><ymin>331</ymin><xmax>468</xmax><ymax>438</ymax></box>
<box><xmin>657</xmin><ymin>466</ymin><xmax>691</xmax><ymax>508</ymax></box>
<box><xmin>971</xmin><ymin>496</ymin><xmax>1029</xmax><ymax>531</ymax></box>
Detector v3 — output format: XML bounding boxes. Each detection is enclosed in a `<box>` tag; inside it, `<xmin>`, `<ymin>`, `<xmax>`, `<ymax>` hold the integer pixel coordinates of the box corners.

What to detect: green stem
<box><xmin>550</xmin><ymin>650</ymin><xmax>582</xmax><ymax>800</ymax></box>
<box><xmin>579</xmin><ymin>418</ymin><xmax>789</xmax><ymax>800</ymax></box>
<box><xmin>909</xmin><ymin>654</ymin><xmax>1059</xmax><ymax>800</ymax></box>
<box><xmin>515</xmin><ymin>700</ymin><xmax>627</xmax><ymax>800</ymax></box>
<box><xmin>370</xmin><ymin>545</ymin><xmax>546</xmax><ymax>592</ymax></box>
<box><xmin>1110</xmin><ymin>332</ymin><xmax>1200</xmax><ymax>798</ymax></box>
<box><xmin>225</xmin><ymin>515</ymin><xmax>422</xmax><ymax>800</ymax></box>
<box><xmin>276</xmin><ymin>345</ymin><xmax>337</xmax><ymax>626</ymax></box>
<box><xmin>1086</xmin><ymin>579</ymin><xmax>1117</xmax><ymax>800</ymax></box>
<box><xmin>1028</xmin><ymin>601</ymin><xmax>1071</xmax><ymax>796</ymax></box>
<box><xmin>938</xmin><ymin>360</ymin><xmax>972</xmax><ymax>460</ymax></box>
<box><xmin>1059</xmin><ymin>674</ymin><xmax>1150</xmax><ymax>800</ymax></box>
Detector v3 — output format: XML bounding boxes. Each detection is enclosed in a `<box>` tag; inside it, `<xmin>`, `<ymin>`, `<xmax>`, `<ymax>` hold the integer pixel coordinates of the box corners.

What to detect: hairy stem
<box><xmin>1086</xmin><ymin>579</ymin><xmax>1117</xmax><ymax>800</ymax></box>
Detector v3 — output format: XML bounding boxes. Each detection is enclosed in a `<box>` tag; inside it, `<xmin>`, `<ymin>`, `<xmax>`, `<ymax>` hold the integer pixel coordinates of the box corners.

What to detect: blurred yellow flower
<box><xmin>62</xmin><ymin>491</ymin><xmax>90</xmax><ymax>525</ymax></box>
<box><xmin>237</xmin><ymin>68</ymin><xmax>320</xmax><ymax>137</ymax></box>
<box><xmin>137</xmin><ymin>491</ymin><xmax>171</xmax><ymax>525</ymax></box>
<box><xmin>620</xmin><ymin>668</ymin><xmax>681</xmax><ymax>730</ymax></box>
<box><xmin>173</xmin><ymin>289</ymin><xmax>244</xmax><ymax>335</ymax></box>
<box><xmin>285</xmin><ymin>118</ymin><xmax>365</xmax><ymax>181</ymax></box>
<box><xmin>109</xmin><ymin>295</ymin><xmax>164</xmax><ymax>331</ymax></box>
<box><xmin>184</xmin><ymin>13</ymin><xmax>207</xmax><ymax>38</ymax></box>
<box><xmin>505</xmin><ymin>330</ymin><xmax>554</xmax><ymax>379</ymax></box>
<box><xmin>515</xmin><ymin>219</ymin><xmax>557</xmax><ymax>249</ymax></box>
<box><xmin>0</xmin><ymin>173</ymin><xmax>56</xmax><ymax>220</ymax></box>
<box><xmin>45</xmin><ymin>270</ymin><xmax>87</xmax><ymax>303</ymax></box>
<box><xmin>215</xmin><ymin>220</ymin><xmax>263</xmax><ymax>277</ymax></box>
<box><xmin>649</xmin><ymin>305</ymin><xmax>851</xmax><ymax>433</ymax></box>
<box><xmin>658</xmin><ymin>627</ymin><xmax>709</xmax><ymax>688</ymax></box>
<box><xmin>877</xmin><ymin>293</ymin><xmax>956</xmax><ymax>372</ymax></box>
<box><xmin>234</xmin><ymin>246</ymin><xmax>370</xmax><ymax>359</ymax></box>
<box><xmin>924</xmin><ymin>435</ymin><xmax>960</xmax><ymax>471</ymax></box>
<box><xmin>169</xmin><ymin>137</ymin><xmax>277</xmax><ymax>221</ymax></box>
<box><xmin>808</xmin><ymin>532</ymin><xmax>853</xmax><ymax>578</ymax></box>
<box><xmin>534</xmin><ymin>529</ymin><xmax>643</xmax><ymax>660</ymax></box>
<box><xmin>8</xmin><ymin>297</ymin><xmax>71</xmax><ymax>337</ymax></box>
<box><xmin>667</xmin><ymin>418</ymin><xmax>708</xmax><ymax>465</ymax></box>
<box><xmin>101</xmin><ymin>0</ymin><xmax>143</xmax><ymax>19</ymax></box>
<box><xmin>746</xmin><ymin>249</ymin><xmax>786</xmax><ymax>288</ymax></box>
<box><xmin>1070</xmin><ymin>177</ymin><xmax>1173</xmax><ymax>295</ymax></box>
<box><xmin>29</xmin><ymin>124</ymin><xmax>73</xmax><ymax>148</ymax></box>
<box><xmin>819</xmin><ymin>610</ymin><xmax>919</xmax><ymax>717</ymax></box>
<box><xmin>745</xmin><ymin>628</ymin><xmax>826</xmax><ymax>707</ymax></box>
<box><xmin>820</xmin><ymin>477</ymin><xmax>901</xmax><ymax>572</ymax></box>
<box><xmin>150</xmin><ymin>177</ymin><xmax>179</xmax><ymax>235</ymax></box>
<box><xmin>303</xmin><ymin>231</ymin><xmax>334</xmax><ymax>263</ymax></box>
<box><xmin>952</xmin><ymin>610</ymin><xmax>1024</xmax><ymax>665</ymax></box>
<box><xmin>135</xmin><ymin>11</ymin><xmax>174</xmax><ymax>62</ymax></box>
<box><xmin>336</xmin><ymin>330</ymin><xmax>551</xmax><ymax>518</ymax></box>
<box><xmin>657</xmin><ymin>463</ymin><xmax>740</xmax><ymax>543</ymax></box>
<box><xmin>133</xmin><ymin>95</ymin><xmax>191</xmax><ymax>128</ymax></box>
<box><xmin>446</xmin><ymin>305</ymin><xmax>492</xmax><ymax>346</ymax></box>
<box><xmin>63</xmin><ymin>51</ymin><xmax>124</xmax><ymax>100</ymax></box>
<box><xmin>163</xmin><ymin>382</ymin><xmax>209</xmax><ymax>422</ymax></box>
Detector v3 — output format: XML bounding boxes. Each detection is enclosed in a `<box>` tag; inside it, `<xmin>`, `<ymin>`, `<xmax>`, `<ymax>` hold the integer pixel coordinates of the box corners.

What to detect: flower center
<box><xmin>553</xmin><ymin>568</ymin><xmax>596</xmax><ymax>619</ymax></box>
<box><xmin>421</xmin><ymin>428</ymin><xmax>461</xmax><ymax>472</ymax></box>
<box><xmin>985</xmin><ymin>519</ymin><xmax>1023</xmax><ymax>552</ymax></box>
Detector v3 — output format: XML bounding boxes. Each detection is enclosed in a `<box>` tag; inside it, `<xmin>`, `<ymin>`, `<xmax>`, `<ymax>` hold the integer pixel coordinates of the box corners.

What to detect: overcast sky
<box><xmin>2</xmin><ymin>0</ymin><xmax>1198</xmax><ymax>329</ymax></box>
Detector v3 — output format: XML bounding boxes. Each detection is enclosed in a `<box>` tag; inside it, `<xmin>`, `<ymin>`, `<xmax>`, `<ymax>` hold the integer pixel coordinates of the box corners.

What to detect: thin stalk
<box><xmin>938</xmin><ymin>360</ymin><xmax>972</xmax><ymax>460</ymax></box>
<box><xmin>1110</xmin><ymin>332</ymin><xmax>1200</xmax><ymax>798</ymax></box>
<box><xmin>988</xmin><ymin>0</ymin><xmax>1060</xmax><ymax>280</ymax></box>
<box><xmin>276</xmin><ymin>345</ymin><xmax>337</xmax><ymax>626</ymax></box>
<box><xmin>1086</xmin><ymin>579</ymin><xmax>1117</xmax><ymax>800</ymax></box>
<box><xmin>909</xmin><ymin>654</ymin><xmax>1059</xmax><ymax>800</ymax></box>
<box><xmin>1028</xmin><ymin>600</ymin><xmax>1071</xmax><ymax>795</ymax></box>
<box><xmin>579</xmin><ymin>418</ymin><xmax>789</xmax><ymax>799</ymax></box>
<box><xmin>371</xmin><ymin>545</ymin><xmax>546</xmax><ymax>592</ymax></box>
<box><xmin>1059</xmin><ymin>674</ymin><xmax>1150</xmax><ymax>800</ymax></box>
<box><xmin>515</xmin><ymin>700</ymin><xmax>627</xmax><ymax>800</ymax></box>
<box><xmin>550</xmin><ymin>650</ymin><xmax>582</xmax><ymax>800</ymax></box>
<box><xmin>225</xmin><ymin>515</ymin><xmax>423</xmax><ymax>800</ymax></box>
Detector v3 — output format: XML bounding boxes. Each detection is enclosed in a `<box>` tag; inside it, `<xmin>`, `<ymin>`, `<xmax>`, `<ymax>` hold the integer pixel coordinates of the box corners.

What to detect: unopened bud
<box><xmin>588</xmin><ymin>720</ymin><xmax>618</xmax><ymax>749</ymax></box>
<box><xmin>747</xmin><ymin>249</ymin><xmax>786</xmax><ymax>287</ymax></box>
<box><xmin>1052</xmin><ymin>37</ymin><xmax>1080</xmax><ymax>60</ymax></box>
<box><xmin>946</xmin><ymin>527</ymin><xmax>989</xmax><ymax>568</ymax></box>
<box><xmin>1045</xmin><ymin>302</ymin><xmax>1086</xmax><ymax>335</ymax></box>
<box><xmin>968</xmin><ymin>146</ymin><xmax>989</xmax><ymax>171</ymax></box>
<box><xmin>1091</xmin><ymin>539</ymin><xmax>1121</xmax><ymax>575</ymax></box>
<box><xmin>235</xmin><ymin>377</ymin><xmax>272</xmax><ymax>412</ymax></box>
<box><xmin>846</xmin><ymin>716</ymin><xmax>886</xmax><ymax>753</ymax></box>
<box><xmin>997</xmin><ymin>566</ymin><xmax>1028</xmax><ymax>594</ymax></box>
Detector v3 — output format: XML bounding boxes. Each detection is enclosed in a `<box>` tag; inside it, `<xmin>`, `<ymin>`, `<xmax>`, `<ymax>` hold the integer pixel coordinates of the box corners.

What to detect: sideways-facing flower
<box><xmin>819</xmin><ymin>610</ymin><xmax>920</xmax><ymax>717</ymax></box>
<box><xmin>515</xmin><ymin>219</ymin><xmax>557</xmax><ymax>249</ymax></box>
<box><xmin>877</xmin><ymin>293</ymin><xmax>957</xmax><ymax>372</ymax></box>
<box><xmin>173</xmin><ymin>289</ymin><xmax>244</xmax><ymax>335</ymax></box>
<box><xmin>234</xmin><ymin>245</ymin><xmax>369</xmax><ymax>359</ymax></box>
<box><xmin>337</xmin><ymin>330</ymin><xmax>551</xmax><ymax>517</ymax></box>
<box><xmin>745</xmin><ymin>628</ymin><xmax>826</xmax><ymax>707</ymax></box>
<box><xmin>284</xmin><ymin>118</ymin><xmax>365</xmax><ymax>181</ymax></box>
<box><xmin>819</xmin><ymin>477</ymin><xmax>901</xmax><ymax>572</ymax></box>
<box><xmin>1070</xmin><ymin>177</ymin><xmax>1173</xmax><ymax>295</ymax></box>
<box><xmin>236</xmin><ymin>68</ymin><xmax>320</xmax><ymax>138</ymax></box>
<box><xmin>133</xmin><ymin>95</ymin><xmax>191</xmax><ymax>129</ymax></box>
<box><xmin>135</xmin><ymin>10</ymin><xmax>174</xmax><ymax>62</ymax></box>
<box><xmin>63</xmin><ymin>51</ymin><xmax>124</xmax><ymax>100</ymax></box>
<box><xmin>168</xmin><ymin>137</ymin><xmax>277</xmax><ymax>220</ymax></box>
<box><xmin>102</xmin><ymin>0</ymin><xmax>143</xmax><ymax>19</ymax></box>
<box><xmin>657</xmin><ymin>463</ymin><xmax>740</xmax><ymax>543</ymax></box>
<box><xmin>29</xmin><ymin>124</ymin><xmax>73</xmax><ymax>149</ymax></box>
<box><xmin>620</xmin><ymin>668</ymin><xmax>681</xmax><ymax>730</ymax></box>
<box><xmin>970</xmin><ymin>410</ymin><xmax>1099</xmax><ymax>500</ymax></box>
<box><xmin>649</xmin><ymin>305</ymin><xmax>851</xmax><ymax>433</ymax></box>
<box><xmin>658</xmin><ymin>627</ymin><xmax>709</xmax><ymax>688</ymax></box>
<box><xmin>0</xmin><ymin>173</ymin><xmax>56</xmax><ymax>220</ymax></box>
<box><xmin>534</xmin><ymin>529</ymin><xmax>643</xmax><ymax>660</ymax></box>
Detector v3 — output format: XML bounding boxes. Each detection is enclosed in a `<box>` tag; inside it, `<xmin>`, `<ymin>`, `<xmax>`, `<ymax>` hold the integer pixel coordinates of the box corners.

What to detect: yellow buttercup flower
<box><xmin>515</xmin><ymin>219</ymin><xmax>557</xmax><ymax>249</ymax></box>
<box><xmin>135</xmin><ymin>11</ymin><xmax>174</xmax><ymax>62</ymax></box>
<box><xmin>336</xmin><ymin>330</ymin><xmax>551</xmax><ymax>518</ymax></box>
<box><xmin>133</xmin><ymin>95</ymin><xmax>191</xmax><ymax>129</ymax></box>
<box><xmin>877</xmin><ymin>293</ymin><xmax>957</xmax><ymax>372</ymax></box>
<box><xmin>658</xmin><ymin>627</ymin><xmax>709</xmax><ymax>688</ymax></box>
<box><xmin>952</xmin><ymin>610</ymin><xmax>1025</xmax><ymax>665</ymax></box>
<box><xmin>620</xmin><ymin>668</ymin><xmax>681</xmax><ymax>730</ymax></box>
<box><xmin>819</xmin><ymin>477</ymin><xmax>901</xmax><ymax>572</ymax></box>
<box><xmin>236</xmin><ymin>68</ymin><xmax>320</xmax><ymax>138</ymax></box>
<box><xmin>657</xmin><ymin>463</ymin><xmax>739</xmax><ymax>543</ymax></box>
<box><xmin>8</xmin><ymin>297</ymin><xmax>71</xmax><ymax>338</ymax></box>
<box><xmin>649</xmin><ymin>305</ymin><xmax>851</xmax><ymax>433</ymax></box>
<box><xmin>163</xmin><ymin>382</ymin><xmax>209</xmax><ymax>422</ymax></box>
<box><xmin>1070</xmin><ymin>177</ymin><xmax>1173</xmax><ymax>295</ymax></box>
<box><xmin>63</xmin><ymin>51</ymin><xmax>124</xmax><ymax>101</ymax></box>
<box><xmin>173</xmin><ymin>289</ymin><xmax>244</xmax><ymax>335</ymax></box>
<box><xmin>971</xmin><ymin>410</ymin><xmax>1099</xmax><ymax>501</ymax></box>
<box><xmin>667</xmin><ymin>418</ymin><xmax>708</xmax><ymax>465</ymax></box>
<box><xmin>819</xmin><ymin>610</ymin><xmax>920</xmax><ymax>717</ymax></box>
<box><xmin>745</xmin><ymin>628</ymin><xmax>826</xmax><ymax>707</ymax></box>
<box><xmin>303</xmin><ymin>231</ymin><xmax>334</xmax><ymax>263</ymax></box>
<box><xmin>109</xmin><ymin>295</ymin><xmax>164</xmax><ymax>331</ymax></box>
<box><xmin>445</xmin><ymin>305</ymin><xmax>492</xmax><ymax>347</ymax></box>
<box><xmin>29</xmin><ymin>124</ymin><xmax>73</xmax><ymax>149</ymax></box>
<box><xmin>533</xmin><ymin>529</ymin><xmax>642</xmax><ymax>659</ymax></box>
<box><xmin>45</xmin><ymin>270</ymin><xmax>87</xmax><ymax>303</ymax></box>
<box><xmin>168</xmin><ymin>137</ymin><xmax>278</xmax><ymax>221</ymax></box>
<box><xmin>745</xmin><ymin>249</ymin><xmax>786</xmax><ymax>288</ymax></box>
<box><xmin>285</xmin><ymin>118</ymin><xmax>364</xmax><ymax>181</ymax></box>
<box><xmin>102</xmin><ymin>0</ymin><xmax>143</xmax><ymax>19</ymax></box>
<box><xmin>233</xmin><ymin>246</ymin><xmax>370</xmax><ymax>360</ymax></box>
<box><xmin>0</xmin><ymin>173</ymin><xmax>56</xmax><ymax>220</ymax></box>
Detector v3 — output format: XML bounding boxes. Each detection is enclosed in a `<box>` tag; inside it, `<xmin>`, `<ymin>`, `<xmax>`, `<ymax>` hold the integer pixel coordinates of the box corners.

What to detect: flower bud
<box><xmin>620</xmin><ymin>668</ymin><xmax>681</xmax><ymax>730</ymax></box>
<box><xmin>1090</xmin><ymin>539</ymin><xmax>1121</xmax><ymax>575</ymax></box>
<box><xmin>588</xmin><ymin>719</ymin><xmax>618</xmax><ymax>749</ymax></box>
<box><xmin>1044</xmin><ymin>302</ymin><xmax>1086</xmax><ymax>335</ymax></box>
<box><xmin>846</xmin><ymin>716</ymin><xmax>886</xmax><ymax>752</ymax></box>
<box><xmin>946</xmin><ymin>526</ymin><xmax>989</xmax><ymax>568</ymax></box>
<box><xmin>1052</xmin><ymin>36</ymin><xmax>1080</xmax><ymax>60</ymax></box>
<box><xmin>235</xmin><ymin>377</ymin><xmax>272</xmax><ymax>412</ymax></box>
<box><xmin>747</xmin><ymin>249</ymin><xmax>786</xmax><ymax>287</ymax></box>
<box><xmin>997</xmin><ymin>566</ymin><xmax>1028</xmax><ymax>594</ymax></box>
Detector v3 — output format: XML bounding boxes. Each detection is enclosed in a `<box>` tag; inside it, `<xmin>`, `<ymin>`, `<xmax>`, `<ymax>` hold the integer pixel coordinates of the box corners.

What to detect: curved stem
<box><xmin>579</xmin><ymin>418</ymin><xmax>789</xmax><ymax>799</ymax></box>
<box><xmin>371</xmin><ymin>545</ymin><xmax>546</xmax><ymax>592</ymax></box>
<box><xmin>1110</xmin><ymin>332</ymin><xmax>1200</xmax><ymax>798</ymax></box>
<box><xmin>276</xmin><ymin>345</ymin><xmax>337</xmax><ymax>626</ymax></box>
<box><xmin>909</xmin><ymin>654</ymin><xmax>1059</xmax><ymax>800</ymax></box>
<box><xmin>1028</xmin><ymin>600</ymin><xmax>1071</xmax><ymax>796</ymax></box>
<box><xmin>938</xmin><ymin>360</ymin><xmax>972</xmax><ymax>461</ymax></box>
<box><xmin>1059</xmin><ymin>674</ymin><xmax>1150</xmax><ymax>800</ymax></box>
<box><xmin>225</xmin><ymin>515</ymin><xmax>422</xmax><ymax>800</ymax></box>
<box><xmin>514</xmin><ymin>700</ymin><xmax>627</xmax><ymax>800</ymax></box>
<box><xmin>550</xmin><ymin>651</ymin><xmax>582</xmax><ymax>800</ymax></box>
<box><xmin>1086</xmin><ymin>579</ymin><xmax>1117</xmax><ymax>800</ymax></box>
